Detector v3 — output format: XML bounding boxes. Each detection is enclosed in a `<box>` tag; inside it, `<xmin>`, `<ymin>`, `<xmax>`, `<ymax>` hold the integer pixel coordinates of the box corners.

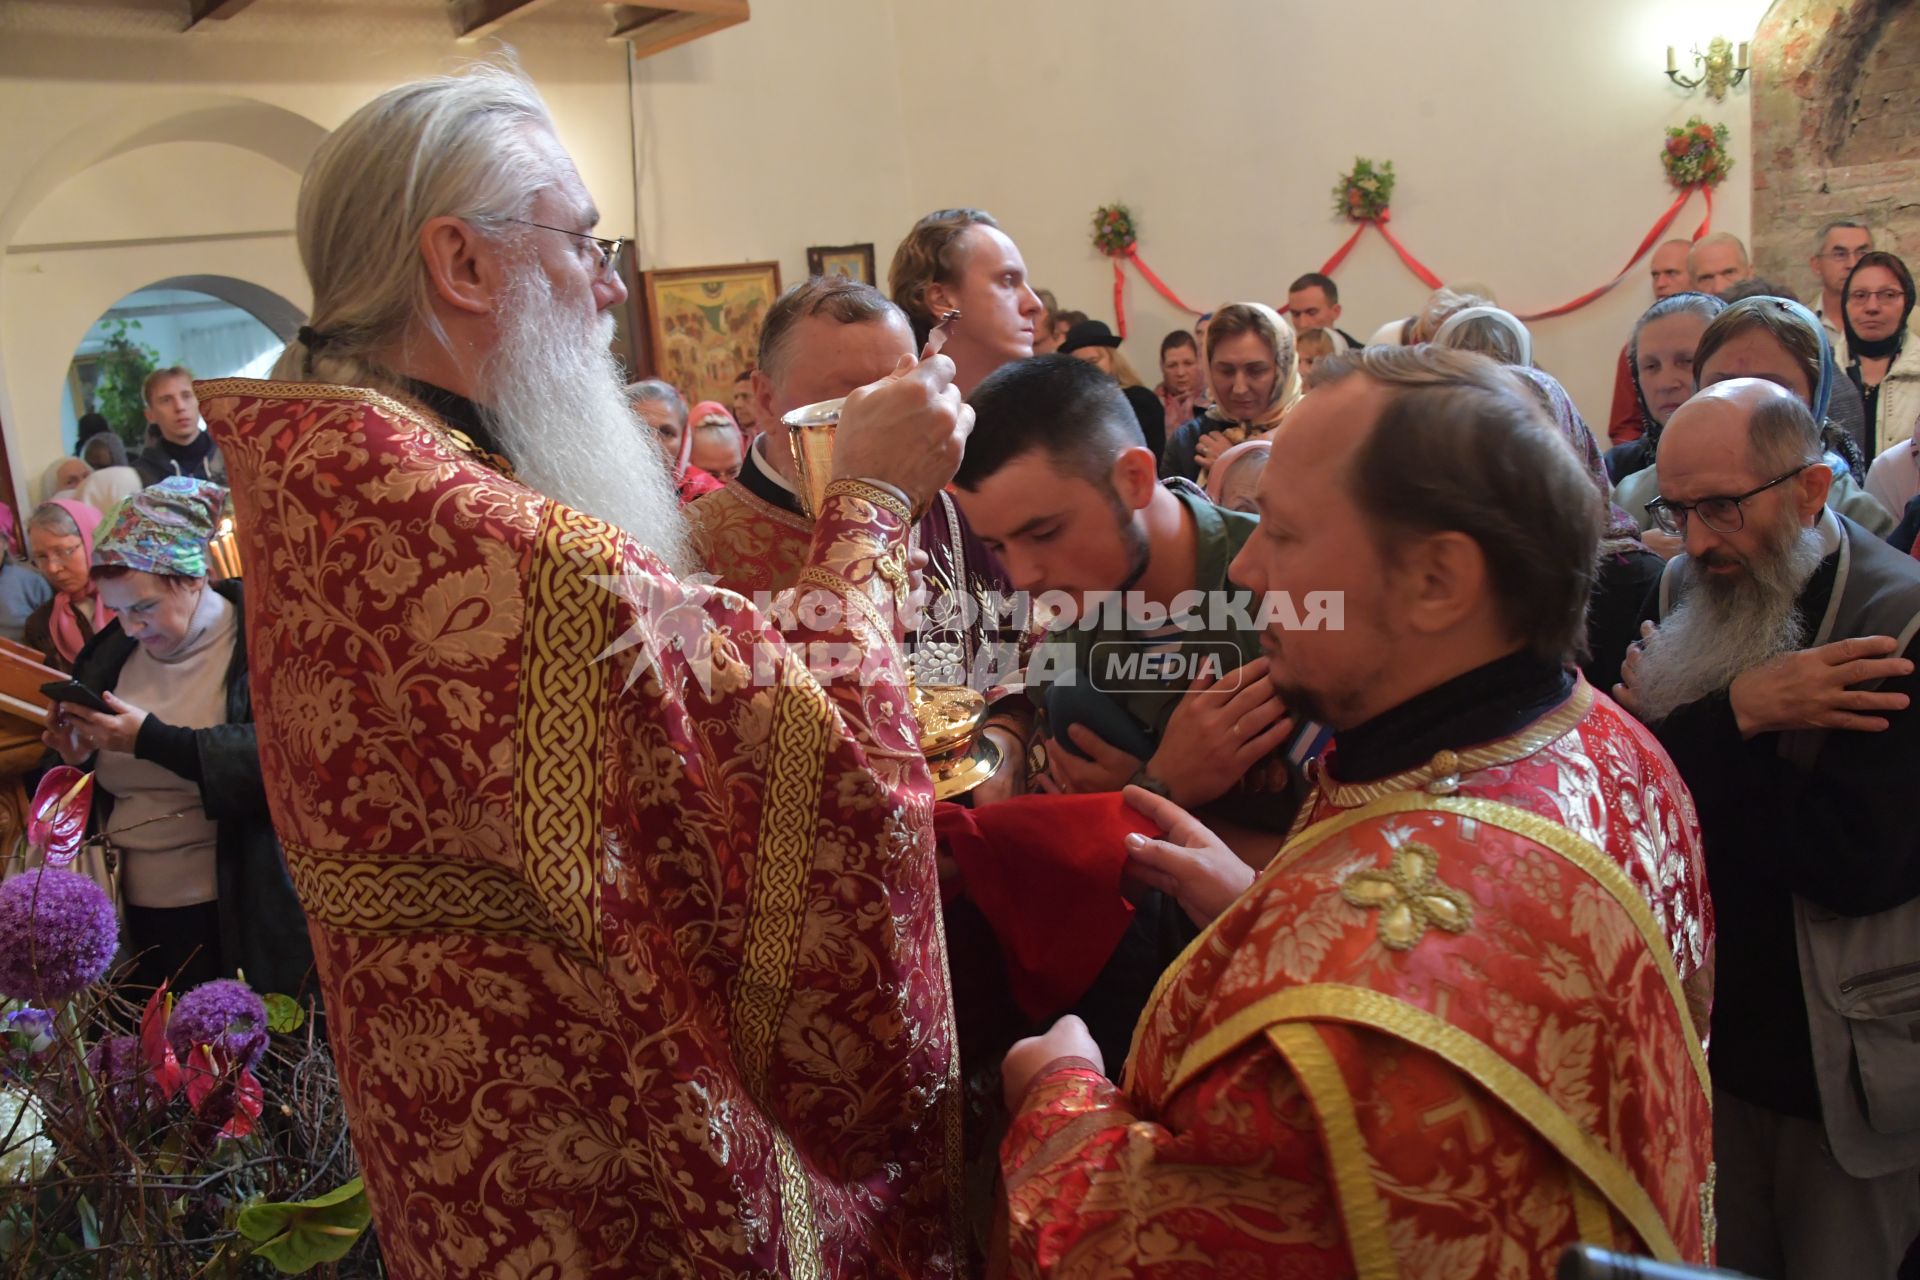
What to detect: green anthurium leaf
<box><xmin>235</xmin><ymin>1177</ymin><xmax>370</xmax><ymax>1273</ymax></box>
<box><xmin>261</xmin><ymin>994</ymin><xmax>306</xmax><ymax>1034</ymax></box>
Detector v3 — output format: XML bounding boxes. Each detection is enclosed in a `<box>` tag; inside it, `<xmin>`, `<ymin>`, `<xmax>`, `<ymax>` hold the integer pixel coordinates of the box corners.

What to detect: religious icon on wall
<box><xmin>805</xmin><ymin>244</ymin><xmax>877</xmax><ymax>286</ymax></box>
<box><xmin>636</xmin><ymin>262</ymin><xmax>783</xmax><ymax>405</ymax></box>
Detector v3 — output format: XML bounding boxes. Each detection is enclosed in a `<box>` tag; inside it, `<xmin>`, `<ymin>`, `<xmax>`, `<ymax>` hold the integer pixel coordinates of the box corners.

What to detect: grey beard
<box><xmin>1630</xmin><ymin>521</ymin><xmax>1827</xmax><ymax>724</ymax></box>
<box><xmin>479</xmin><ymin>267</ymin><xmax>691</xmax><ymax>575</ymax></box>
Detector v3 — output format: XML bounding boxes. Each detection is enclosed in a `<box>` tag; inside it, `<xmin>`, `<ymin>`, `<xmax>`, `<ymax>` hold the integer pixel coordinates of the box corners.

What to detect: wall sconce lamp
<box><xmin>1667</xmin><ymin>36</ymin><xmax>1750</xmax><ymax>100</ymax></box>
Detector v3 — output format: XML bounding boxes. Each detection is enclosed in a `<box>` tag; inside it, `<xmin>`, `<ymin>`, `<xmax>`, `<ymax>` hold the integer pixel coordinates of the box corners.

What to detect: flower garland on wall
<box><xmin>1088</xmin><ymin>121</ymin><xmax>1732</xmax><ymax>333</ymax></box>
<box><xmin>1090</xmin><ymin>202</ymin><xmax>1201</xmax><ymax>339</ymax></box>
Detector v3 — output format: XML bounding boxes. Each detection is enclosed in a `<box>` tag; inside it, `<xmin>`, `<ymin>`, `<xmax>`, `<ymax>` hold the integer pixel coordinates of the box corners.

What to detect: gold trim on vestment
<box><xmin>1573</xmin><ymin>1171</ymin><xmax>1615</xmax><ymax>1248</ymax></box>
<box><xmin>1220</xmin><ymin>985</ymin><xmax>1683</xmax><ymax>1262</ymax></box>
<box><xmin>283</xmin><ymin>844</ymin><xmax>567</xmax><ymax>944</ymax></box>
<box><xmin>728</xmin><ymin>650</ymin><xmax>834</xmax><ymax>1276</ymax></box>
<box><xmin>513</xmin><ymin>500</ymin><xmax>618</xmax><ymax>966</ymax></box>
<box><xmin>1267</xmin><ymin>1024</ymin><xmax>1400</xmax><ymax>1280</ymax></box>
<box><xmin>1315</xmin><ymin>680</ymin><xmax>1595</xmax><ymax>808</ymax></box>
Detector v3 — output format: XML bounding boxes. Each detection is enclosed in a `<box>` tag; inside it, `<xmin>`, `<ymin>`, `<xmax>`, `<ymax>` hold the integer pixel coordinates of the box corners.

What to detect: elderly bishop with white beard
<box><xmin>195</xmin><ymin>65</ymin><xmax>975</xmax><ymax>1278</ymax></box>
<box><xmin>1619</xmin><ymin>376</ymin><xmax>1920</xmax><ymax>1280</ymax></box>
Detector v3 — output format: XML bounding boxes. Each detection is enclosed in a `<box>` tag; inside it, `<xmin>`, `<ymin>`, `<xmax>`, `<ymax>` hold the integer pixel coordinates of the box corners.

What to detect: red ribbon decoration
<box><xmin>1110</xmin><ymin>245</ymin><xmax>1204</xmax><ymax>339</ymax></box>
<box><xmin>1514</xmin><ymin>185</ymin><xmax>1713</xmax><ymax>322</ymax></box>
<box><xmin>1316</xmin><ymin>188</ymin><xmax>1716</xmax><ymax>324</ymax></box>
<box><xmin>1318</xmin><ymin>209</ymin><xmax>1441</xmax><ymax>287</ymax></box>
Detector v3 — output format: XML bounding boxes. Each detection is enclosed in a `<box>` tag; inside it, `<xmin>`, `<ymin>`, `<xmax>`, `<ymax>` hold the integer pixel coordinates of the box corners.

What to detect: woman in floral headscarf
<box><xmin>40</xmin><ymin>478</ymin><xmax>311</xmax><ymax>998</ymax></box>
<box><xmin>1161</xmin><ymin>302</ymin><xmax>1301</xmax><ymax>485</ymax></box>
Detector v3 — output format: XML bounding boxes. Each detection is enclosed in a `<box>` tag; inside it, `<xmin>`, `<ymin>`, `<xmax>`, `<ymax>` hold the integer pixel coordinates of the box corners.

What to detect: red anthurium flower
<box><xmin>139</xmin><ymin>983</ymin><xmax>184</xmax><ymax>1101</ymax></box>
<box><xmin>185</xmin><ymin>1044</ymin><xmax>264</xmax><ymax>1139</ymax></box>
<box><xmin>27</xmin><ymin>768</ymin><xmax>92</xmax><ymax>867</ymax></box>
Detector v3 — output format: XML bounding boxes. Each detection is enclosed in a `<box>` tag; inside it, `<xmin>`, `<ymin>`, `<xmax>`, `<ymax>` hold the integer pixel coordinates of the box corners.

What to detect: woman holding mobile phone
<box><xmin>40</xmin><ymin>478</ymin><xmax>311</xmax><ymax>999</ymax></box>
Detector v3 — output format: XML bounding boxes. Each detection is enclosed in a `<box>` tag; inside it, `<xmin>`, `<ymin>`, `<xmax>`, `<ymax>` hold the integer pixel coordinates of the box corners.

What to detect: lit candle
<box><xmin>1737</xmin><ymin>41</ymin><xmax>1749</xmax><ymax>69</ymax></box>
<box><xmin>1667</xmin><ymin>45</ymin><xmax>1677</xmax><ymax>72</ymax></box>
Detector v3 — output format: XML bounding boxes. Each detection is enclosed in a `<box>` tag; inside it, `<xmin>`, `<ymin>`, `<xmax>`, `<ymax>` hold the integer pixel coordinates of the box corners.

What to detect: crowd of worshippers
<box><xmin>28</xmin><ymin>56</ymin><xmax>1920</xmax><ymax>1278</ymax></box>
<box><xmin>638</xmin><ymin>210</ymin><xmax>1920</xmax><ymax>1278</ymax></box>
<box><xmin>8</xmin><ymin>365</ymin><xmax>313</xmax><ymax>1029</ymax></box>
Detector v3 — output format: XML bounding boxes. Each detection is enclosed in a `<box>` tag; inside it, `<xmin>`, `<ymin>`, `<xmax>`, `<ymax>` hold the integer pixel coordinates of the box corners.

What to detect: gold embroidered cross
<box><xmin>1340</xmin><ymin>841</ymin><xmax>1475</xmax><ymax>950</ymax></box>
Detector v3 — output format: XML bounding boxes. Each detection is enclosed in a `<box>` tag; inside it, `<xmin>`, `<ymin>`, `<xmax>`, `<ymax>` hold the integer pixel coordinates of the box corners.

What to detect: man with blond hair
<box><xmin>199</xmin><ymin>62</ymin><xmax>973</xmax><ymax>1277</ymax></box>
<box><xmin>888</xmin><ymin>206</ymin><xmax>1045</xmax><ymax>395</ymax></box>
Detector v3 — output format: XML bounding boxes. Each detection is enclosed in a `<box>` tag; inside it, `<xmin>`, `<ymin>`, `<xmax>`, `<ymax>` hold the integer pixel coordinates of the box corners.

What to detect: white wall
<box><xmin>0</xmin><ymin>11</ymin><xmax>635</xmax><ymax>515</ymax></box>
<box><xmin>634</xmin><ymin>0</ymin><xmax>1774</xmax><ymax>425</ymax></box>
<box><xmin>1</xmin><ymin>0</ymin><xmax>1778</xmax><ymax>512</ymax></box>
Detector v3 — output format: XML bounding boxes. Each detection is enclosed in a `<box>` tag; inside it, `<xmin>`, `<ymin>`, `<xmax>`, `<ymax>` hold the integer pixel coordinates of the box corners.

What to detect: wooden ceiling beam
<box><xmin>447</xmin><ymin>0</ymin><xmax>566</xmax><ymax>42</ymax></box>
<box><xmin>182</xmin><ymin>0</ymin><xmax>260</xmax><ymax>32</ymax></box>
<box><xmin>607</xmin><ymin>1</ymin><xmax>748</xmax><ymax>57</ymax></box>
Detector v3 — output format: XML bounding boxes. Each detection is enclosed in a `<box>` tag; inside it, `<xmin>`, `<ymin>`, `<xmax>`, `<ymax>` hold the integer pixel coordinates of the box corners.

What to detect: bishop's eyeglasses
<box><xmin>505</xmin><ymin>219</ymin><xmax>626</xmax><ymax>278</ymax></box>
<box><xmin>1644</xmin><ymin>463</ymin><xmax>1811</xmax><ymax>536</ymax></box>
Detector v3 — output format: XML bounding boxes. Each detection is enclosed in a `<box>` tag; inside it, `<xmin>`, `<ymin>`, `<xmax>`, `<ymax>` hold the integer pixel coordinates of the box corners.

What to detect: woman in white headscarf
<box><xmin>39</xmin><ymin>456</ymin><xmax>90</xmax><ymax>503</ymax></box>
<box><xmin>1160</xmin><ymin>302</ymin><xmax>1300</xmax><ymax>486</ymax></box>
<box><xmin>1432</xmin><ymin>305</ymin><xmax>1534</xmax><ymax>367</ymax></box>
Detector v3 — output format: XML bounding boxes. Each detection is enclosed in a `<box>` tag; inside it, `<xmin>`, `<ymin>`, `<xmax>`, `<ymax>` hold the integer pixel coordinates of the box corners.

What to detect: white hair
<box><xmin>274</xmin><ymin>60</ymin><xmax>558</xmax><ymax>387</ymax></box>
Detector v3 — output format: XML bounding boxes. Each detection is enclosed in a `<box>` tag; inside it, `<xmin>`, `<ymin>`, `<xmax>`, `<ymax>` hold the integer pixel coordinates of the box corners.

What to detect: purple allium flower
<box><xmin>167</xmin><ymin>980</ymin><xmax>268</xmax><ymax>1072</ymax></box>
<box><xmin>0</xmin><ymin>870</ymin><xmax>119</xmax><ymax>1003</ymax></box>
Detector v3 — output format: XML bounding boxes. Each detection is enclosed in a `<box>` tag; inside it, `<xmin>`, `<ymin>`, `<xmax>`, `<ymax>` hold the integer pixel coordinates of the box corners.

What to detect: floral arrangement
<box><xmin>1333</xmin><ymin>157</ymin><xmax>1395</xmax><ymax>221</ymax></box>
<box><xmin>1090</xmin><ymin>203</ymin><xmax>1136</xmax><ymax>257</ymax></box>
<box><xmin>0</xmin><ymin>771</ymin><xmax>376</xmax><ymax>1277</ymax></box>
<box><xmin>1662</xmin><ymin>117</ymin><xmax>1733</xmax><ymax>189</ymax></box>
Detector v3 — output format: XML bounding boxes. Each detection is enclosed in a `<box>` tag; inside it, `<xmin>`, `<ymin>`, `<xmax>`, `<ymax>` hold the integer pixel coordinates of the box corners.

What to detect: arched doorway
<box><xmin>60</xmin><ymin>277</ymin><xmax>297</xmax><ymax>465</ymax></box>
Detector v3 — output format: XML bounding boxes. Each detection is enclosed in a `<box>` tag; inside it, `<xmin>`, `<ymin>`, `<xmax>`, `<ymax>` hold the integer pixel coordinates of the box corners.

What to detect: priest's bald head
<box><xmin>1228</xmin><ymin>346</ymin><xmax>1602</xmax><ymax>730</ymax></box>
<box><xmin>277</xmin><ymin>61</ymin><xmax>686</xmax><ymax>569</ymax></box>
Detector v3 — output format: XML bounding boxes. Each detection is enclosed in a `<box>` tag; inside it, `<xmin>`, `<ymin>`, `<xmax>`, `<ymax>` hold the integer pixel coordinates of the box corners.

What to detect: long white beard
<box><xmin>479</xmin><ymin>268</ymin><xmax>690</xmax><ymax>574</ymax></box>
<box><xmin>1631</xmin><ymin>513</ymin><xmax>1827</xmax><ymax>723</ymax></box>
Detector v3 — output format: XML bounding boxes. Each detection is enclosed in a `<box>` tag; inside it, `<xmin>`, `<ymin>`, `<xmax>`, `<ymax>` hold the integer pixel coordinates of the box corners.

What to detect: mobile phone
<box><xmin>40</xmin><ymin>680</ymin><xmax>113</xmax><ymax>715</ymax></box>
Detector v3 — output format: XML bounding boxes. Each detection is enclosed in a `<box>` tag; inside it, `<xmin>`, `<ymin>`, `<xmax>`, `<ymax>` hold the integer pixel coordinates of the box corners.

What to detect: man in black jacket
<box><xmin>132</xmin><ymin>367</ymin><xmax>227</xmax><ymax>486</ymax></box>
<box><xmin>1618</xmin><ymin>378</ymin><xmax>1920</xmax><ymax>1280</ymax></box>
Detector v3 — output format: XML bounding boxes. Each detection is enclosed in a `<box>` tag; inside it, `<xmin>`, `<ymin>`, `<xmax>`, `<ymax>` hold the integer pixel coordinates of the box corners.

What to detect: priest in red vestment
<box><xmin>998</xmin><ymin>346</ymin><xmax>1716</xmax><ymax>1276</ymax></box>
<box><xmin>199</xmin><ymin>64</ymin><xmax>972</xmax><ymax>1278</ymax></box>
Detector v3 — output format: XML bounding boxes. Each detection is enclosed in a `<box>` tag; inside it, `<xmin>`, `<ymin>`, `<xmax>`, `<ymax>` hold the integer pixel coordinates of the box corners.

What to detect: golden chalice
<box><xmin>784</xmin><ymin>396</ymin><xmax>1003</xmax><ymax>801</ymax></box>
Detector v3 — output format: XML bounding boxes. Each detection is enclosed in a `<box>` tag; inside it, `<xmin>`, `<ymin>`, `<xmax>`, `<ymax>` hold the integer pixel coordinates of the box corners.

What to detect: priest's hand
<box><xmin>832</xmin><ymin>353</ymin><xmax>973</xmax><ymax>512</ymax></box>
<box><xmin>1122</xmin><ymin>784</ymin><xmax>1254</xmax><ymax>927</ymax></box>
<box><xmin>51</xmin><ymin>692</ymin><xmax>148</xmax><ymax>759</ymax></box>
<box><xmin>1727</xmin><ymin>634</ymin><xmax>1912</xmax><ymax>737</ymax></box>
<box><xmin>1146</xmin><ymin>658</ymin><xmax>1294</xmax><ymax>808</ymax></box>
<box><xmin>1002</xmin><ymin>1015</ymin><xmax>1103</xmax><ymax>1111</ymax></box>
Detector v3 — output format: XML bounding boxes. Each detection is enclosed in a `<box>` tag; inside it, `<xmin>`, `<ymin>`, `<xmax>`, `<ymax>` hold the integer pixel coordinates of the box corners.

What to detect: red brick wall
<box><xmin>1751</xmin><ymin>0</ymin><xmax>1919</xmax><ymax>293</ymax></box>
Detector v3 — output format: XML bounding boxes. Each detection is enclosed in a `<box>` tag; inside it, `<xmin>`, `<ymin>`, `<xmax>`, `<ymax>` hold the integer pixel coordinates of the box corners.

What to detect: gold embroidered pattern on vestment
<box><xmin>283</xmin><ymin>844</ymin><xmax>553</xmax><ymax>939</ymax></box>
<box><xmin>728</xmin><ymin>652</ymin><xmax>833</xmax><ymax>1277</ymax></box>
<box><xmin>1340</xmin><ymin>841</ymin><xmax>1475</xmax><ymax>950</ymax></box>
<box><xmin>513</xmin><ymin>500</ymin><xmax>618</xmax><ymax>966</ymax></box>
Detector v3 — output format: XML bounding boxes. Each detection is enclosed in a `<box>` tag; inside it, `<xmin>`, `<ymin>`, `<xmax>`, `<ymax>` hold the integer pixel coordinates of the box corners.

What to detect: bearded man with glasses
<box><xmin>1619</xmin><ymin>376</ymin><xmax>1920</xmax><ymax>1280</ymax></box>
